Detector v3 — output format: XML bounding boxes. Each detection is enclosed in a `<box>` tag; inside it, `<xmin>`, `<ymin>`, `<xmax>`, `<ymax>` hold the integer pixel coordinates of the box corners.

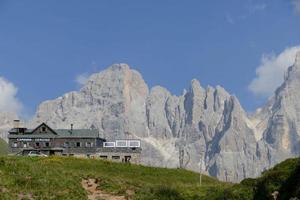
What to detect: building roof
<box><xmin>8</xmin><ymin>123</ymin><xmax>103</xmax><ymax>139</ymax></box>
<box><xmin>55</xmin><ymin>129</ymin><xmax>100</xmax><ymax>138</ymax></box>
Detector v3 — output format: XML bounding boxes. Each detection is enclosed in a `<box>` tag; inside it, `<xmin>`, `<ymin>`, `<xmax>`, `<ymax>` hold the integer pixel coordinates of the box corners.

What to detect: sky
<box><xmin>0</xmin><ymin>0</ymin><xmax>300</xmax><ymax>118</ymax></box>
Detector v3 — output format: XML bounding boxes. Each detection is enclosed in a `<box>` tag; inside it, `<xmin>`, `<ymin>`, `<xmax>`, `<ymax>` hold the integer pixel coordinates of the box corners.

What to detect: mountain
<box><xmin>254</xmin><ymin>52</ymin><xmax>300</xmax><ymax>166</ymax></box>
<box><xmin>2</xmin><ymin>52</ymin><xmax>299</xmax><ymax>182</ymax></box>
<box><xmin>28</xmin><ymin>64</ymin><xmax>265</xmax><ymax>182</ymax></box>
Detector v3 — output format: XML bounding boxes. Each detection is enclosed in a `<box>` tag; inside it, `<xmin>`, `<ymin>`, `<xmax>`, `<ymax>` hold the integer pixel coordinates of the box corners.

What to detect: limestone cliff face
<box><xmin>257</xmin><ymin>52</ymin><xmax>300</xmax><ymax>164</ymax></box>
<box><xmin>28</xmin><ymin>63</ymin><xmax>265</xmax><ymax>182</ymax></box>
<box><xmin>31</xmin><ymin>64</ymin><xmax>149</xmax><ymax>140</ymax></box>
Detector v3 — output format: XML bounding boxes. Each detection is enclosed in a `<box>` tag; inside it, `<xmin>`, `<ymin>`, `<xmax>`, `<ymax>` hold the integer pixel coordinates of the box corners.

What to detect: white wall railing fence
<box><xmin>103</xmin><ymin>140</ymin><xmax>141</xmax><ymax>148</ymax></box>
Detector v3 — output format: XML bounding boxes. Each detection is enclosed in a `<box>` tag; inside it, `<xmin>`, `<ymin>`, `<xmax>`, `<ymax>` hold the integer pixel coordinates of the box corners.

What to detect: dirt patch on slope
<box><xmin>17</xmin><ymin>193</ymin><xmax>35</xmax><ymax>200</ymax></box>
<box><xmin>81</xmin><ymin>178</ymin><xmax>132</xmax><ymax>200</ymax></box>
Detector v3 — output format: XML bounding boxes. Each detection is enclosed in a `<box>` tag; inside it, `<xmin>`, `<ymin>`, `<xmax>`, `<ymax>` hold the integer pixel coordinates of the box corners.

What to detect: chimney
<box><xmin>70</xmin><ymin>124</ymin><xmax>73</xmax><ymax>133</ymax></box>
<box><xmin>13</xmin><ymin>120</ymin><xmax>20</xmax><ymax>129</ymax></box>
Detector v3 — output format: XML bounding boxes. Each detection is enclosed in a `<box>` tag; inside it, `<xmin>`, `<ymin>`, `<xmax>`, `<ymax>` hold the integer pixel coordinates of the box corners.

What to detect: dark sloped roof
<box><xmin>8</xmin><ymin>130</ymin><xmax>101</xmax><ymax>139</ymax></box>
<box><xmin>9</xmin><ymin>134</ymin><xmax>58</xmax><ymax>139</ymax></box>
<box><xmin>9</xmin><ymin>128</ymin><xmax>33</xmax><ymax>134</ymax></box>
<box><xmin>9</xmin><ymin>125</ymin><xmax>101</xmax><ymax>139</ymax></box>
<box><xmin>55</xmin><ymin>129</ymin><xmax>100</xmax><ymax>138</ymax></box>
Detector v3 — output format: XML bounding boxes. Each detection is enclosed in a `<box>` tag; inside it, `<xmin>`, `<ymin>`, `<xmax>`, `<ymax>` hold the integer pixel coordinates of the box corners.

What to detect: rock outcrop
<box><xmin>256</xmin><ymin>52</ymin><xmax>300</xmax><ymax>165</ymax></box>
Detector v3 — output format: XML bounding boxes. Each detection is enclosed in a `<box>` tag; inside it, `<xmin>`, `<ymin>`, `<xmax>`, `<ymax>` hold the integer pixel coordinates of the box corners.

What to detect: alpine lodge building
<box><xmin>8</xmin><ymin>120</ymin><xmax>142</xmax><ymax>163</ymax></box>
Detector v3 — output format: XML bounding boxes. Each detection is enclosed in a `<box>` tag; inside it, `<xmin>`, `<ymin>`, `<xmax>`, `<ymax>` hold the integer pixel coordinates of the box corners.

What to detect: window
<box><xmin>100</xmin><ymin>155</ymin><xmax>108</xmax><ymax>159</ymax></box>
<box><xmin>85</xmin><ymin>142</ymin><xmax>94</xmax><ymax>148</ymax></box>
<box><xmin>45</xmin><ymin>142</ymin><xmax>50</xmax><ymax>147</ymax></box>
<box><xmin>35</xmin><ymin>142</ymin><xmax>40</xmax><ymax>147</ymax></box>
<box><xmin>64</xmin><ymin>142</ymin><xmax>69</xmax><ymax>148</ymax></box>
<box><xmin>76</xmin><ymin>142</ymin><xmax>81</xmax><ymax>147</ymax></box>
<box><xmin>85</xmin><ymin>142</ymin><xmax>91</xmax><ymax>148</ymax></box>
<box><xmin>103</xmin><ymin>142</ymin><xmax>115</xmax><ymax>147</ymax></box>
<box><xmin>23</xmin><ymin>142</ymin><xmax>28</xmax><ymax>148</ymax></box>
<box><xmin>128</xmin><ymin>140</ymin><xmax>141</xmax><ymax>148</ymax></box>
<box><xmin>124</xmin><ymin>156</ymin><xmax>132</xmax><ymax>163</ymax></box>
<box><xmin>12</xmin><ymin>142</ymin><xmax>18</xmax><ymax>148</ymax></box>
<box><xmin>112</xmin><ymin>156</ymin><xmax>120</xmax><ymax>160</ymax></box>
<box><xmin>42</xmin><ymin>127</ymin><xmax>46</xmax><ymax>132</ymax></box>
<box><xmin>116</xmin><ymin>140</ymin><xmax>127</xmax><ymax>147</ymax></box>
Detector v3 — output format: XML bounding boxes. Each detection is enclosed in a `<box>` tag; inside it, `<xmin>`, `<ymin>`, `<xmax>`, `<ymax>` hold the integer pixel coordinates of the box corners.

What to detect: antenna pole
<box><xmin>199</xmin><ymin>152</ymin><xmax>202</xmax><ymax>187</ymax></box>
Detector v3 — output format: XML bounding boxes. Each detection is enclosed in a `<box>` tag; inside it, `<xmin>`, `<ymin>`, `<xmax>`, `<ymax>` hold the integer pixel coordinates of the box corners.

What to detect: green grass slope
<box><xmin>0</xmin><ymin>156</ymin><xmax>229</xmax><ymax>200</ymax></box>
<box><xmin>0</xmin><ymin>138</ymin><xmax>8</xmax><ymax>155</ymax></box>
<box><xmin>219</xmin><ymin>158</ymin><xmax>300</xmax><ymax>200</ymax></box>
<box><xmin>3</xmin><ymin>155</ymin><xmax>299</xmax><ymax>200</ymax></box>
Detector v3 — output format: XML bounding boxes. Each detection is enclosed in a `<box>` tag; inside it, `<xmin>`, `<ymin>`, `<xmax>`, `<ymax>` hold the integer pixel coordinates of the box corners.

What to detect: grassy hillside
<box><xmin>0</xmin><ymin>156</ymin><xmax>229</xmax><ymax>200</ymax></box>
<box><xmin>219</xmin><ymin>158</ymin><xmax>300</xmax><ymax>200</ymax></box>
<box><xmin>0</xmin><ymin>138</ymin><xmax>8</xmax><ymax>155</ymax></box>
<box><xmin>2</xmin><ymin>156</ymin><xmax>299</xmax><ymax>199</ymax></box>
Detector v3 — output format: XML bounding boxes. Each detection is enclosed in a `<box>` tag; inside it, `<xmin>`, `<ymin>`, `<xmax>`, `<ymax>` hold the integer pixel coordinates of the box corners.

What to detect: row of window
<box><xmin>99</xmin><ymin>155</ymin><xmax>132</xmax><ymax>162</ymax></box>
<box><xmin>11</xmin><ymin>141</ymin><xmax>94</xmax><ymax>148</ymax></box>
<box><xmin>12</xmin><ymin>142</ymin><xmax>50</xmax><ymax>148</ymax></box>
<box><xmin>63</xmin><ymin>142</ymin><xmax>94</xmax><ymax>148</ymax></box>
<box><xmin>103</xmin><ymin>140</ymin><xmax>141</xmax><ymax>148</ymax></box>
<box><xmin>61</xmin><ymin>154</ymin><xmax>132</xmax><ymax>163</ymax></box>
<box><xmin>12</xmin><ymin>140</ymin><xmax>140</xmax><ymax>149</ymax></box>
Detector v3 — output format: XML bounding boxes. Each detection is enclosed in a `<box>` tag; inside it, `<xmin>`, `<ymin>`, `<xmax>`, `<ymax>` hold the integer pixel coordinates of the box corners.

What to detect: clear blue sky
<box><xmin>0</xmin><ymin>0</ymin><xmax>299</xmax><ymax>116</ymax></box>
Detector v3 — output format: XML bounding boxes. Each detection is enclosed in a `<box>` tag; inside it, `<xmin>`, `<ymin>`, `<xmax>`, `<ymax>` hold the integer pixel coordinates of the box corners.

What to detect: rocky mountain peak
<box><xmin>108</xmin><ymin>63</ymin><xmax>130</xmax><ymax>71</ymax></box>
<box><xmin>190</xmin><ymin>79</ymin><xmax>204</xmax><ymax>92</ymax></box>
<box><xmin>283</xmin><ymin>51</ymin><xmax>300</xmax><ymax>83</ymax></box>
<box><xmin>81</xmin><ymin>63</ymin><xmax>149</xmax><ymax>98</ymax></box>
<box><xmin>257</xmin><ymin>52</ymin><xmax>300</xmax><ymax>165</ymax></box>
